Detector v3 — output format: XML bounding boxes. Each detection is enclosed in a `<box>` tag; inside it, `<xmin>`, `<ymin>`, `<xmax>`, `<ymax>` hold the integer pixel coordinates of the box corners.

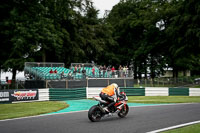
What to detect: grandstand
<box><xmin>24</xmin><ymin>62</ymin><xmax>134</xmax><ymax>89</ymax></box>
<box><xmin>24</xmin><ymin>62</ymin><xmax>120</xmax><ymax>80</ymax></box>
<box><xmin>24</xmin><ymin>62</ymin><xmax>67</xmax><ymax>80</ymax></box>
<box><xmin>24</xmin><ymin>62</ymin><xmax>84</xmax><ymax>80</ymax></box>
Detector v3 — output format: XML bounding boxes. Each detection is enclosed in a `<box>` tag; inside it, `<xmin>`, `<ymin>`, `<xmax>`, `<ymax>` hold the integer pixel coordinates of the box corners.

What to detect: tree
<box><xmin>163</xmin><ymin>0</ymin><xmax>200</xmax><ymax>77</ymax></box>
<box><xmin>0</xmin><ymin>0</ymin><xmax>64</xmax><ymax>82</ymax></box>
<box><xmin>106</xmin><ymin>0</ymin><xmax>168</xmax><ymax>79</ymax></box>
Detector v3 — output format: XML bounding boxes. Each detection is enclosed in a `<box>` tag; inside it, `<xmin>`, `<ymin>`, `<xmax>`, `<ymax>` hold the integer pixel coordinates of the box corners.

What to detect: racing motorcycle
<box><xmin>88</xmin><ymin>92</ymin><xmax>129</xmax><ymax>122</ymax></box>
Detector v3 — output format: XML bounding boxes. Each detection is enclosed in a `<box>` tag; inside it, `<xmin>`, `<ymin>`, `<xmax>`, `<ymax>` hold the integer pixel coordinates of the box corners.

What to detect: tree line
<box><xmin>0</xmin><ymin>0</ymin><xmax>200</xmax><ymax>80</ymax></box>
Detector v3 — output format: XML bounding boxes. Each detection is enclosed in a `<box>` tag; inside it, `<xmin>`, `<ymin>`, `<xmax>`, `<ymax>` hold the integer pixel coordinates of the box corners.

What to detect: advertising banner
<box><xmin>10</xmin><ymin>89</ymin><xmax>38</xmax><ymax>102</ymax></box>
<box><xmin>0</xmin><ymin>91</ymin><xmax>11</xmax><ymax>103</ymax></box>
<box><xmin>0</xmin><ymin>89</ymin><xmax>38</xmax><ymax>103</ymax></box>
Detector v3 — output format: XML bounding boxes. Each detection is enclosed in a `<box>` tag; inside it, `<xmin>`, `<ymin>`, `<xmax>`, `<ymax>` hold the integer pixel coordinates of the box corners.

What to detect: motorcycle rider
<box><xmin>99</xmin><ymin>83</ymin><xmax>120</xmax><ymax>112</ymax></box>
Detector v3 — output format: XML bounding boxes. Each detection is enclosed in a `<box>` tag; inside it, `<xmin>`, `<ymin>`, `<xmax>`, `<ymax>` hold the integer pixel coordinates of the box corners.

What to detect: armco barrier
<box><xmin>87</xmin><ymin>87</ymin><xmax>200</xmax><ymax>98</ymax></box>
<box><xmin>1</xmin><ymin>87</ymin><xmax>200</xmax><ymax>103</ymax></box>
<box><xmin>49</xmin><ymin>88</ymin><xmax>86</xmax><ymax>101</ymax></box>
<box><xmin>87</xmin><ymin>87</ymin><xmax>102</xmax><ymax>98</ymax></box>
<box><xmin>145</xmin><ymin>87</ymin><xmax>168</xmax><ymax>96</ymax></box>
<box><xmin>169</xmin><ymin>88</ymin><xmax>189</xmax><ymax>96</ymax></box>
<box><xmin>120</xmin><ymin>87</ymin><xmax>145</xmax><ymax>96</ymax></box>
<box><xmin>189</xmin><ymin>88</ymin><xmax>200</xmax><ymax>96</ymax></box>
<box><xmin>43</xmin><ymin>87</ymin><xmax>200</xmax><ymax>99</ymax></box>
<box><xmin>38</xmin><ymin>89</ymin><xmax>49</xmax><ymax>101</ymax></box>
<box><xmin>87</xmin><ymin>87</ymin><xmax>145</xmax><ymax>98</ymax></box>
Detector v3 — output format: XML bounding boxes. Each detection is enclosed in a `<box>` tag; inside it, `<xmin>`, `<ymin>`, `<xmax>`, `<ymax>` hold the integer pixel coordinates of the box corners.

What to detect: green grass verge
<box><xmin>128</xmin><ymin>96</ymin><xmax>200</xmax><ymax>103</ymax></box>
<box><xmin>0</xmin><ymin>101</ymin><xmax>68</xmax><ymax>120</ymax></box>
<box><xmin>162</xmin><ymin>123</ymin><xmax>200</xmax><ymax>133</ymax></box>
<box><xmin>134</xmin><ymin>84</ymin><xmax>176</xmax><ymax>87</ymax></box>
<box><xmin>192</xmin><ymin>85</ymin><xmax>200</xmax><ymax>88</ymax></box>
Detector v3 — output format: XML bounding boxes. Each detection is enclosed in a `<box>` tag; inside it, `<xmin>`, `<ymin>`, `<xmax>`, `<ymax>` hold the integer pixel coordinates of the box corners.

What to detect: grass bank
<box><xmin>128</xmin><ymin>96</ymin><xmax>200</xmax><ymax>103</ymax></box>
<box><xmin>162</xmin><ymin>123</ymin><xmax>200</xmax><ymax>133</ymax></box>
<box><xmin>0</xmin><ymin>101</ymin><xmax>68</xmax><ymax>120</ymax></box>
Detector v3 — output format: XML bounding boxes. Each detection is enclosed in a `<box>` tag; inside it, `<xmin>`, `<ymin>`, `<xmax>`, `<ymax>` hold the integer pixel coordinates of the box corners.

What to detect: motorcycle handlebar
<box><xmin>119</xmin><ymin>94</ymin><xmax>126</xmax><ymax>101</ymax></box>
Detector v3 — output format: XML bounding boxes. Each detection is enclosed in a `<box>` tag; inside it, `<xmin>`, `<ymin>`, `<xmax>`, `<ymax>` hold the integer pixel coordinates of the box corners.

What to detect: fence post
<box><xmin>86</xmin><ymin>78</ymin><xmax>88</xmax><ymax>87</ymax></box>
<box><xmin>163</xmin><ymin>78</ymin><xmax>165</xmax><ymax>86</ymax></box>
<box><xmin>46</xmin><ymin>80</ymin><xmax>48</xmax><ymax>88</ymax></box>
<box><xmin>66</xmin><ymin>80</ymin><xmax>68</xmax><ymax>88</ymax></box>
<box><xmin>144</xmin><ymin>79</ymin><xmax>147</xmax><ymax>87</ymax></box>
<box><xmin>137</xmin><ymin>79</ymin><xmax>139</xmax><ymax>87</ymax></box>
<box><xmin>124</xmin><ymin>79</ymin><xmax>126</xmax><ymax>87</ymax></box>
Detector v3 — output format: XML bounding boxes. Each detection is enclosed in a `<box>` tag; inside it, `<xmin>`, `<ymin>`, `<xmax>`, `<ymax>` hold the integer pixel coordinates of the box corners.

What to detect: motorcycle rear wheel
<box><xmin>118</xmin><ymin>104</ymin><xmax>129</xmax><ymax>118</ymax></box>
<box><xmin>88</xmin><ymin>105</ymin><xmax>103</xmax><ymax>122</ymax></box>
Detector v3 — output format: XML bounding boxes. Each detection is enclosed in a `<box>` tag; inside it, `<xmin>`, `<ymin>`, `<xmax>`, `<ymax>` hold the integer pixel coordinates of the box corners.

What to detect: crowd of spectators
<box><xmin>71</xmin><ymin>64</ymin><xmax>131</xmax><ymax>78</ymax></box>
<box><xmin>48</xmin><ymin>64</ymin><xmax>131</xmax><ymax>80</ymax></box>
<box><xmin>98</xmin><ymin>65</ymin><xmax>130</xmax><ymax>78</ymax></box>
<box><xmin>49</xmin><ymin>69</ymin><xmax>57</xmax><ymax>74</ymax></box>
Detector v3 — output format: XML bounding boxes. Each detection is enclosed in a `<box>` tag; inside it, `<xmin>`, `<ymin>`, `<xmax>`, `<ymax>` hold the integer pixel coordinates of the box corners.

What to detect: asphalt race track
<box><xmin>0</xmin><ymin>103</ymin><xmax>200</xmax><ymax>133</ymax></box>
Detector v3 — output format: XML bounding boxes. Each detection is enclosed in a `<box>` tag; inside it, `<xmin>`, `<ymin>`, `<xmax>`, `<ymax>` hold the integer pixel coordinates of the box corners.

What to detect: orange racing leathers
<box><xmin>100</xmin><ymin>84</ymin><xmax>120</xmax><ymax>112</ymax></box>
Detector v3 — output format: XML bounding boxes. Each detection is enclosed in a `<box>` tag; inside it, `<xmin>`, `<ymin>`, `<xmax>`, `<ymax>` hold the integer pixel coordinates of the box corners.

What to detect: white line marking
<box><xmin>147</xmin><ymin>120</ymin><xmax>200</xmax><ymax>133</ymax></box>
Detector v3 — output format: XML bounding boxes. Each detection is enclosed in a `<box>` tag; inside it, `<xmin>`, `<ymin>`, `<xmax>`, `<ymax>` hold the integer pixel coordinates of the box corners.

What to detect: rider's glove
<box><xmin>114</xmin><ymin>98</ymin><xmax>117</xmax><ymax>102</ymax></box>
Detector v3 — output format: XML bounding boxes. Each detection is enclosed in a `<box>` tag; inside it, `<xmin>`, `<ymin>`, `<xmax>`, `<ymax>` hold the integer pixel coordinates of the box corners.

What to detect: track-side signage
<box><xmin>0</xmin><ymin>91</ymin><xmax>10</xmax><ymax>102</ymax></box>
<box><xmin>0</xmin><ymin>89</ymin><xmax>38</xmax><ymax>103</ymax></box>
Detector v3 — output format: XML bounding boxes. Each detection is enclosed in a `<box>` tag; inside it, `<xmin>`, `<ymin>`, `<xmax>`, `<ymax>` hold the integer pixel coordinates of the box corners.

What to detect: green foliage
<box><xmin>106</xmin><ymin>0</ymin><xmax>200</xmax><ymax>78</ymax></box>
<box><xmin>0</xmin><ymin>0</ymin><xmax>200</xmax><ymax>80</ymax></box>
<box><xmin>0</xmin><ymin>0</ymin><xmax>116</xmax><ymax>79</ymax></box>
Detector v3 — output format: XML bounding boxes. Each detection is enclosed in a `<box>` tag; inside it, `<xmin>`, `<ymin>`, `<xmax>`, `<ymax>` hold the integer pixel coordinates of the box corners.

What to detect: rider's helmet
<box><xmin>111</xmin><ymin>83</ymin><xmax>118</xmax><ymax>89</ymax></box>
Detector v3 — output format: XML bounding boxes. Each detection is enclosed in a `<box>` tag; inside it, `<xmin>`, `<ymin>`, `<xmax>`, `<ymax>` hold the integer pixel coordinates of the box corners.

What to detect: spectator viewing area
<box><xmin>24</xmin><ymin>62</ymin><xmax>134</xmax><ymax>88</ymax></box>
<box><xmin>24</xmin><ymin>62</ymin><xmax>133</xmax><ymax>80</ymax></box>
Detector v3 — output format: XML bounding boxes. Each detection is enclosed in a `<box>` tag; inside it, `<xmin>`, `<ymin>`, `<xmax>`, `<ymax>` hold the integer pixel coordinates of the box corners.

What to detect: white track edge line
<box><xmin>147</xmin><ymin>120</ymin><xmax>200</xmax><ymax>133</ymax></box>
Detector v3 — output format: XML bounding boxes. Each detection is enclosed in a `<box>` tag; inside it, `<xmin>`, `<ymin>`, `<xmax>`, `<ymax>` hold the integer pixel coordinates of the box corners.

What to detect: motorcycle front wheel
<box><xmin>118</xmin><ymin>104</ymin><xmax>129</xmax><ymax>118</ymax></box>
<box><xmin>88</xmin><ymin>105</ymin><xmax>103</xmax><ymax>122</ymax></box>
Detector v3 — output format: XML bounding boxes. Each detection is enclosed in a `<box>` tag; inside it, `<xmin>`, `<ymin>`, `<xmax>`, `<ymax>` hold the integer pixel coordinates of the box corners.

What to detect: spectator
<box><xmin>54</xmin><ymin>69</ymin><xmax>57</xmax><ymax>74</ymax></box>
<box><xmin>99</xmin><ymin>65</ymin><xmax>102</xmax><ymax>78</ymax></box>
<box><xmin>118</xmin><ymin>65</ymin><xmax>123</xmax><ymax>77</ymax></box>
<box><xmin>123</xmin><ymin>66</ymin><xmax>126</xmax><ymax>77</ymax></box>
<box><xmin>103</xmin><ymin>65</ymin><xmax>107</xmax><ymax>77</ymax></box>
<box><xmin>107</xmin><ymin>66</ymin><xmax>111</xmax><ymax>78</ymax></box>
<box><xmin>78</xmin><ymin>64</ymin><xmax>81</xmax><ymax>73</ymax></box>
<box><xmin>68</xmin><ymin>72</ymin><xmax>72</xmax><ymax>80</ymax></box>
<box><xmin>92</xmin><ymin>66</ymin><xmax>95</xmax><ymax>78</ymax></box>
<box><xmin>61</xmin><ymin>71</ymin><xmax>64</xmax><ymax>79</ymax></box>
<box><xmin>125</xmin><ymin>66</ymin><xmax>128</xmax><ymax>77</ymax></box>
<box><xmin>49</xmin><ymin>69</ymin><xmax>54</xmax><ymax>74</ymax></box>
<box><xmin>74</xmin><ymin>65</ymin><xmax>77</xmax><ymax>73</ymax></box>
<box><xmin>111</xmin><ymin>66</ymin><xmax>115</xmax><ymax>78</ymax></box>
<box><xmin>82</xmin><ymin>67</ymin><xmax>86</xmax><ymax>79</ymax></box>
